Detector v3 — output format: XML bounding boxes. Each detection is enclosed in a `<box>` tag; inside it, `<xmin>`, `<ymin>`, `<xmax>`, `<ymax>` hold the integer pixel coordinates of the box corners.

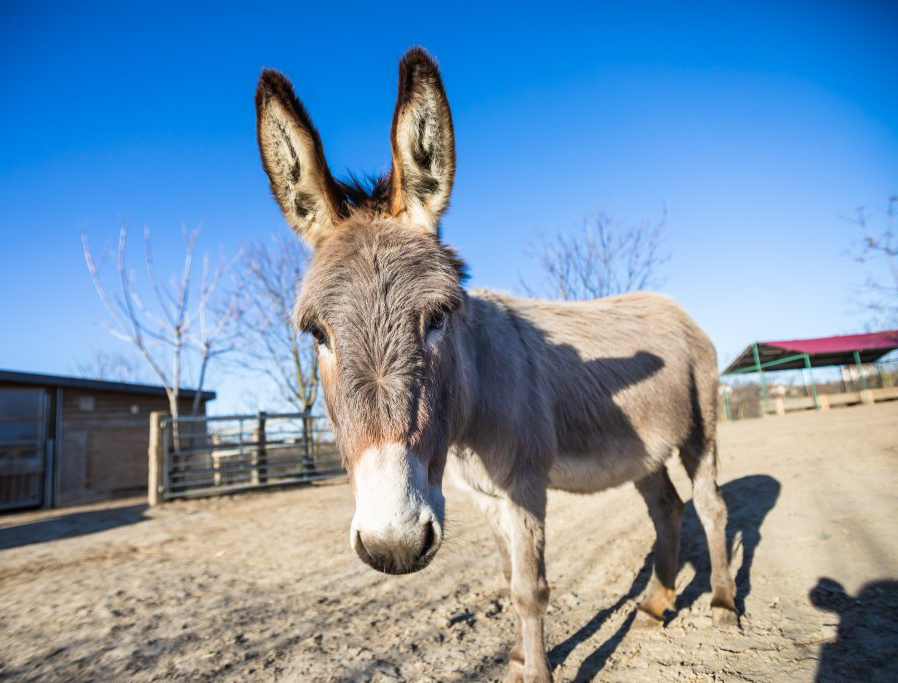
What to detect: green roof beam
<box><xmin>723</xmin><ymin>352</ymin><xmax>811</xmax><ymax>375</ymax></box>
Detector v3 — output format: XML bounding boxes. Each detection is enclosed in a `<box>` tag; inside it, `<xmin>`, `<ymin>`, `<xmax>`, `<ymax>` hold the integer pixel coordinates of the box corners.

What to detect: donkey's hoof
<box><xmin>522</xmin><ymin>668</ymin><xmax>552</xmax><ymax>683</ymax></box>
<box><xmin>505</xmin><ymin>654</ymin><xmax>525</xmax><ymax>683</ymax></box>
<box><xmin>712</xmin><ymin>606</ymin><xmax>739</xmax><ymax>627</ymax></box>
<box><xmin>633</xmin><ymin>608</ymin><xmax>664</xmax><ymax>630</ymax></box>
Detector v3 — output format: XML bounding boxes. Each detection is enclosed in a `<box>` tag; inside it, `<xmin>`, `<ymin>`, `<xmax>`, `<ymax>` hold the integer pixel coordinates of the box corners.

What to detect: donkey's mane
<box><xmin>336</xmin><ymin>173</ymin><xmax>392</xmax><ymax>212</ymax></box>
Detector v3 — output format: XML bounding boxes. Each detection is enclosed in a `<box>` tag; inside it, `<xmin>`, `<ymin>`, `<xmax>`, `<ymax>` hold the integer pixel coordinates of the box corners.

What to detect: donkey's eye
<box><xmin>307</xmin><ymin>324</ymin><xmax>328</xmax><ymax>347</ymax></box>
<box><xmin>426</xmin><ymin>308</ymin><xmax>449</xmax><ymax>334</ymax></box>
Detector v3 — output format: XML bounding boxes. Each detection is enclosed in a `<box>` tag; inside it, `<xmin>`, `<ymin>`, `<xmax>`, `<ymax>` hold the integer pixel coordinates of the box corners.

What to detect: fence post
<box><xmin>301</xmin><ymin>412</ymin><xmax>318</xmax><ymax>475</ymax></box>
<box><xmin>255</xmin><ymin>411</ymin><xmax>268</xmax><ymax>484</ymax></box>
<box><xmin>774</xmin><ymin>397</ymin><xmax>786</xmax><ymax>417</ymax></box>
<box><xmin>148</xmin><ymin>411</ymin><xmax>165</xmax><ymax>506</ymax></box>
<box><xmin>721</xmin><ymin>384</ymin><xmax>732</xmax><ymax>422</ymax></box>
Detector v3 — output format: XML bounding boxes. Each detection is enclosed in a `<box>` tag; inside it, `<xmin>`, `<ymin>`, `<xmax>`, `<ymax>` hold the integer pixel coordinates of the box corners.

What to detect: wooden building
<box><xmin>0</xmin><ymin>370</ymin><xmax>215</xmax><ymax>511</ymax></box>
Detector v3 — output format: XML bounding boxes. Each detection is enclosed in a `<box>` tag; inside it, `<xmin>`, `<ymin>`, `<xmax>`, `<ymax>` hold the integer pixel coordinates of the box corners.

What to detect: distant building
<box><xmin>767</xmin><ymin>384</ymin><xmax>788</xmax><ymax>397</ymax></box>
<box><xmin>0</xmin><ymin>370</ymin><xmax>215</xmax><ymax>511</ymax></box>
<box><xmin>840</xmin><ymin>363</ymin><xmax>878</xmax><ymax>386</ymax></box>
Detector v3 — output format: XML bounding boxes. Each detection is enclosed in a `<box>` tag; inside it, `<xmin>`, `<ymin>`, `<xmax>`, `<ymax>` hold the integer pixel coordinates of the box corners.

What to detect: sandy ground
<box><xmin>1</xmin><ymin>403</ymin><xmax>897</xmax><ymax>682</ymax></box>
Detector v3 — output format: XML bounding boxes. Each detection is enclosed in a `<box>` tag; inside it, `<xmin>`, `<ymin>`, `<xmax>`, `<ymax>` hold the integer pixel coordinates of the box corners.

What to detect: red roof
<box><xmin>723</xmin><ymin>330</ymin><xmax>898</xmax><ymax>374</ymax></box>
<box><xmin>764</xmin><ymin>331</ymin><xmax>898</xmax><ymax>355</ymax></box>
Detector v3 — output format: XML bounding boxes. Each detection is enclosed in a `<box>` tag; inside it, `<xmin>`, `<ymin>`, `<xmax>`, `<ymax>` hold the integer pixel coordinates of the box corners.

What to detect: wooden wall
<box><xmin>57</xmin><ymin>389</ymin><xmax>204</xmax><ymax>506</ymax></box>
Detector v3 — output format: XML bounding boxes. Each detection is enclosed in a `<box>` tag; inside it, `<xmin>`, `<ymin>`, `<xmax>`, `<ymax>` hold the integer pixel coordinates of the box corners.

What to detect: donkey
<box><xmin>255</xmin><ymin>48</ymin><xmax>738</xmax><ymax>682</ymax></box>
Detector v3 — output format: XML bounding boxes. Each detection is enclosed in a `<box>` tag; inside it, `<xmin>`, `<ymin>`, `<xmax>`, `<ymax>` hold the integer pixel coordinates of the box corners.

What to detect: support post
<box><xmin>853</xmin><ymin>350</ymin><xmax>868</xmax><ymax>391</ymax></box>
<box><xmin>148</xmin><ymin>411</ymin><xmax>165</xmax><ymax>506</ymax></box>
<box><xmin>803</xmin><ymin>354</ymin><xmax>819</xmax><ymax>410</ymax></box>
<box><xmin>753</xmin><ymin>343</ymin><xmax>769</xmax><ymax>416</ymax></box>
<box><xmin>722</xmin><ymin>384</ymin><xmax>732</xmax><ymax>422</ymax></box>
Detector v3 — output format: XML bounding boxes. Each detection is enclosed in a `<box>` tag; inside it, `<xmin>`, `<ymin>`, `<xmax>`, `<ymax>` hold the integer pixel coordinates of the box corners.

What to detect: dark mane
<box><xmin>337</xmin><ymin>173</ymin><xmax>392</xmax><ymax>212</ymax></box>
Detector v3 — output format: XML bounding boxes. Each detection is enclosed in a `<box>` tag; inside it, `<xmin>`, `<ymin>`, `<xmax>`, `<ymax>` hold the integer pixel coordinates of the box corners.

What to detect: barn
<box><xmin>0</xmin><ymin>370</ymin><xmax>215</xmax><ymax>511</ymax></box>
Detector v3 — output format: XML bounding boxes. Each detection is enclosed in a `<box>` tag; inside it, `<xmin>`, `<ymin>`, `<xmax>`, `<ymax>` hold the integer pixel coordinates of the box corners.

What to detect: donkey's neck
<box><xmin>451</xmin><ymin>289</ymin><xmax>546</xmax><ymax>452</ymax></box>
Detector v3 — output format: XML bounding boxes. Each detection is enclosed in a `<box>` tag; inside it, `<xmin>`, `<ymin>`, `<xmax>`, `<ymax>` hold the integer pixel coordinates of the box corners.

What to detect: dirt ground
<box><xmin>1</xmin><ymin>403</ymin><xmax>896</xmax><ymax>682</ymax></box>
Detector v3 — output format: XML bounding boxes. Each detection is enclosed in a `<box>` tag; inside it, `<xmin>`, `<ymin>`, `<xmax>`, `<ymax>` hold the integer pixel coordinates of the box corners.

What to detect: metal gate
<box><xmin>150</xmin><ymin>412</ymin><xmax>343</xmax><ymax>502</ymax></box>
<box><xmin>0</xmin><ymin>389</ymin><xmax>47</xmax><ymax>511</ymax></box>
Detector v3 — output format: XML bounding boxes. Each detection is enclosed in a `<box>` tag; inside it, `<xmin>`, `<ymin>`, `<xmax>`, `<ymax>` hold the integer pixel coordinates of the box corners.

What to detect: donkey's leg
<box><xmin>472</xmin><ymin>491</ymin><xmax>525</xmax><ymax>673</ymax></box>
<box><xmin>476</xmin><ymin>493</ymin><xmax>513</xmax><ymax>581</ymax></box>
<box><xmin>634</xmin><ymin>467</ymin><xmax>683</xmax><ymax>623</ymax></box>
<box><xmin>682</xmin><ymin>443</ymin><xmax>738</xmax><ymax>626</ymax></box>
<box><xmin>503</xmin><ymin>491</ymin><xmax>552</xmax><ymax>683</ymax></box>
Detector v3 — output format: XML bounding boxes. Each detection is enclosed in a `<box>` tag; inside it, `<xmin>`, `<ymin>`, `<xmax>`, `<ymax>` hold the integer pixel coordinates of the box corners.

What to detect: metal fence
<box><xmin>149</xmin><ymin>411</ymin><xmax>343</xmax><ymax>503</ymax></box>
<box><xmin>719</xmin><ymin>356</ymin><xmax>898</xmax><ymax>421</ymax></box>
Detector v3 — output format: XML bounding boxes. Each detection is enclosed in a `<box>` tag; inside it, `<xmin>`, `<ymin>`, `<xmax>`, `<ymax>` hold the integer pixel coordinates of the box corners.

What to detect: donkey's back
<box><xmin>468</xmin><ymin>290</ymin><xmax>719</xmax><ymax>493</ymax></box>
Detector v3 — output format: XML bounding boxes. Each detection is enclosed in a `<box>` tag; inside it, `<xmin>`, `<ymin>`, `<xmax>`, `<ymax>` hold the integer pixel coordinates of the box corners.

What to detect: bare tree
<box><xmin>234</xmin><ymin>236</ymin><xmax>318</xmax><ymax>412</ymax></box>
<box><xmin>234</xmin><ymin>234</ymin><xmax>318</xmax><ymax>414</ymax></box>
<box><xmin>846</xmin><ymin>196</ymin><xmax>898</xmax><ymax>328</ymax></box>
<box><xmin>523</xmin><ymin>210</ymin><xmax>669</xmax><ymax>301</ymax></box>
<box><xmin>233</xmin><ymin>233</ymin><xmax>319</xmax><ymax>467</ymax></box>
<box><xmin>82</xmin><ymin>226</ymin><xmax>242</xmax><ymax>426</ymax></box>
<box><xmin>76</xmin><ymin>349</ymin><xmax>148</xmax><ymax>383</ymax></box>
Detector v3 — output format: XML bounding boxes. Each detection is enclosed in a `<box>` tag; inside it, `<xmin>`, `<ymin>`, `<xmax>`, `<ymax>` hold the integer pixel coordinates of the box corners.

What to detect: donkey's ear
<box><xmin>256</xmin><ymin>69</ymin><xmax>343</xmax><ymax>249</ymax></box>
<box><xmin>389</xmin><ymin>48</ymin><xmax>456</xmax><ymax>236</ymax></box>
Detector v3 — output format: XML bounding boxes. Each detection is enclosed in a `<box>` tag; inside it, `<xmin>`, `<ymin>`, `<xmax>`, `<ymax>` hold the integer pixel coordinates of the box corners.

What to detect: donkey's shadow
<box><xmin>677</xmin><ymin>473</ymin><xmax>781</xmax><ymax>616</ymax></box>
<box><xmin>809</xmin><ymin>577</ymin><xmax>898</xmax><ymax>682</ymax></box>
<box><xmin>549</xmin><ymin>473</ymin><xmax>781</xmax><ymax>681</ymax></box>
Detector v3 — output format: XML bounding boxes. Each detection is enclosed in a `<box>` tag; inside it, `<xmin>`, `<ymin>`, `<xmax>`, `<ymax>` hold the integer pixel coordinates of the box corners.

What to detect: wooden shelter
<box><xmin>0</xmin><ymin>370</ymin><xmax>215</xmax><ymax>511</ymax></box>
<box><xmin>722</xmin><ymin>331</ymin><xmax>898</xmax><ymax>417</ymax></box>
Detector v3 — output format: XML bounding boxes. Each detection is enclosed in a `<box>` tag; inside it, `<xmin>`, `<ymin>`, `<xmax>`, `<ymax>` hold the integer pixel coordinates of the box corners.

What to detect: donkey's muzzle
<box><xmin>353</xmin><ymin>518</ymin><xmax>441</xmax><ymax>574</ymax></box>
<box><xmin>349</xmin><ymin>443</ymin><xmax>445</xmax><ymax>573</ymax></box>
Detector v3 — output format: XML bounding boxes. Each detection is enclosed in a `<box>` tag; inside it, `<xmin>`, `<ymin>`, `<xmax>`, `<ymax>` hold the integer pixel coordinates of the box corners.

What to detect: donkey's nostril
<box><xmin>420</xmin><ymin>520</ymin><xmax>437</xmax><ymax>558</ymax></box>
<box><xmin>353</xmin><ymin>529</ymin><xmax>373</xmax><ymax>565</ymax></box>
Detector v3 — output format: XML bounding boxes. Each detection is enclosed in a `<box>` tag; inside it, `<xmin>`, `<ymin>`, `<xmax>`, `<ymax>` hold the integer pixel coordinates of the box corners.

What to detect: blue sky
<box><xmin>1</xmin><ymin>2</ymin><xmax>896</xmax><ymax>412</ymax></box>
